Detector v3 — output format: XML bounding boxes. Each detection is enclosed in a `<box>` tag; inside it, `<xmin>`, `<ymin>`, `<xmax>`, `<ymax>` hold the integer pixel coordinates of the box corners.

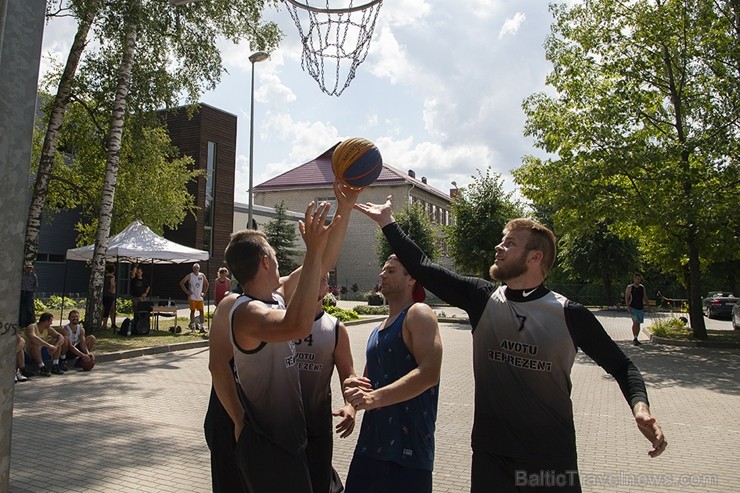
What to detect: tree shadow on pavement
<box><xmin>576</xmin><ymin>341</ymin><xmax>740</xmax><ymax>396</ymax></box>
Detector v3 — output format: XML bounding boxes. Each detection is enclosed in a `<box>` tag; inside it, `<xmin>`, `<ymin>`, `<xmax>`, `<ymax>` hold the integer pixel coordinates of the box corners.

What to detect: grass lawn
<box><xmin>649</xmin><ymin>314</ymin><xmax>740</xmax><ymax>345</ymax></box>
<box><xmin>91</xmin><ymin>327</ymin><xmax>208</xmax><ymax>354</ymax></box>
<box><xmin>653</xmin><ymin>326</ymin><xmax>740</xmax><ymax>343</ymax></box>
<box><xmin>37</xmin><ymin>308</ymin><xmax>209</xmax><ymax>355</ymax></box>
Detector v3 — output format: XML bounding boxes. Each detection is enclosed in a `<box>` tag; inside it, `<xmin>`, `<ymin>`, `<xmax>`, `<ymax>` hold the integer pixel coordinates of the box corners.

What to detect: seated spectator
<box><xmin>24</xmin><ymin>312</ymin><xmax>67</xmax><ymax>376</ymax></box>
<box><xmin>15</xmin><ymin>334</ymin><xmax>29</xmax><ymax>382</ymax></box>
<box><xmin>62</xmin><ymin>309</ymin><xmax>96</xmax><ymax>368</ymax></box>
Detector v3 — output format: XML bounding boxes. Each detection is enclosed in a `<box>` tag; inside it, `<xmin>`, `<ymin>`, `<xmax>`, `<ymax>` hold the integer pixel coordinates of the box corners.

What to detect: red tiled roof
<box><xmin>255</xmin><ymin>143</ymin><xmax>409</xmax><ymax>191</ymax></box>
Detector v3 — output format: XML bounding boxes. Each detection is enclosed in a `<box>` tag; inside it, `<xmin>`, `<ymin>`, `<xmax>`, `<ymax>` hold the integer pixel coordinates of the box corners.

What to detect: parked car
<box><xmin>702</xmin><ymin>291</ymin><xmax>737</xmax><ymax>319</ymax></box>
<box><xmin>733</xmin><ymin>302</ymin><xmax>740</xmax><ymax>330</ymax></box>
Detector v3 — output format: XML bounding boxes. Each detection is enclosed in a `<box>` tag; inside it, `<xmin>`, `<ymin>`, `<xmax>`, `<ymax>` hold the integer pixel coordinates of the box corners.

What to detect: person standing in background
<box><xmin>625</xmin><ymin>273</ymin><xmax>650</xmax><ymax>346</ymax></box>
<box><xmin>102</xmin><ymin>264</ymin><xmax>117</xmax><ymax>332</ymax></box>
<box><xmin>19</xmin><ymin>261</ymin><xmax>38</xmax><ymax>328</ymax></box>
<box><xmin>130</xmin><ymin>265</ymin><xmax>150</xmax><ymax>304</ymax></box>
<box><xmin>180</xmin><ymin>263</ymin><xmax>209</xmax><ymax>332</ymax></box>
<box><xmin>214</xmin><ymin>267</ymin><xmax>231</xmax><ymax>306</ymax></box>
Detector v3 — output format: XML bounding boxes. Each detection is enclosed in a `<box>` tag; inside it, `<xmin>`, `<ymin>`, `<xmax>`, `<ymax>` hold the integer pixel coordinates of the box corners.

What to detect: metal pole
<box><xmin>247</xmin><ymin>59</ymin><xmax>255</xmax><ymax>229</ymax></box>
<box><xmin>246</xmin><ymin>51</ymin><xmax>268</xmax><ymax>230</ymax></box>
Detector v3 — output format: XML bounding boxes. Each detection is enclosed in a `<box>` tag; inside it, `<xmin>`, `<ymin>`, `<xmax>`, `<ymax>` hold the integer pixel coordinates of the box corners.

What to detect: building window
<box><xmin>204</xmin><ymin>141</ymin><xmax>217</xmax><ymax>253</ymax></box>
<box><xmin>316</xmin><ymin>196</ymin><xmax>338</xmax><ymax>218</ymax></box>
<box><xmin>35</xmin><ymin>253</ymin><xmax>66</xmax><ymax>263</ymax></box>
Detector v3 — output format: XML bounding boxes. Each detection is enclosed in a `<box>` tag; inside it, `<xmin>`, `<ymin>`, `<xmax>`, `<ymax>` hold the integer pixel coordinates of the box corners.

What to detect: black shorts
<box><xmin>234</xmin><ymin>414</ymin><xmax>312</xmax><ymax>493</ymax></box>
<box><xmin>471</xmin><ymin>450</ymin><xmax>581</xmax><ymax>493</ymax></box>
<box><xmin>103</xmin><ymin>294</ymin><xmax>115</xmax><ymax>316</ymax></box>
<box><xmin>306</xmin><ymin>433</ymin><xmax>343</xmax><ymax>493</ymax></box>
<box><xmin>203</xmin><ymin>388</ymin><xmax>248</xmax><ymax>493</ymax></box>
<box><xmin>344</xmin><ymin>455</ymin><xmax>432</xmax><ymax>493</ymax></box>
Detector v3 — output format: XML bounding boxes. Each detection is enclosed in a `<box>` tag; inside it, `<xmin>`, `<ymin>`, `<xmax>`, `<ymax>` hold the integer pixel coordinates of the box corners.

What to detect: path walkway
<box><xmin>9</xmin><ymin>310</ymin><xmax>739</xmax><ymax>492</ymax></box>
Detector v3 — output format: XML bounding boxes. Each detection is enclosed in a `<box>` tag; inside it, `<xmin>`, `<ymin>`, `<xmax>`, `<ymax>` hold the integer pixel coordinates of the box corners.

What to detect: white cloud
<box><xmin>499</xmin><ymin>12</ymin><xmax>527</xmax><ymax>39</ymax></box>
<box><xmin>39</xmin><ymin>0</ymin><xmax>557</xmax><ymax>206</ymax></box>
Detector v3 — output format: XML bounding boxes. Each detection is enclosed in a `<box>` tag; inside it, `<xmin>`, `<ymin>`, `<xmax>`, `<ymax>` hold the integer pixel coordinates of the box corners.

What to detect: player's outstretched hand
<box><xmin>633</xmin><ymin>403</ymin><xmax>667</xmax><ymax>458</ymax></box>
<box><xmin>354</xmin><ymin>195</ymin><xmax>394</xmax><ymax>227</ymax></box>
<box><xmin>299</xmin><ymin>201</ymin><xmax>337</xmax><ymax>252</ymax></box>
<box><xmin>332</xmin><ymin>404</ymin><xmax>356</xmax><ymax>438</ymax></box>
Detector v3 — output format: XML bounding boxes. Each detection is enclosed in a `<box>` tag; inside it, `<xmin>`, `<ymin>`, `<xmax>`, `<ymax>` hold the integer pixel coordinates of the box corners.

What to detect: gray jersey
<box><xmin>230</xmin><ymin>293</ymin><xmax>307</xmax><ymax>456</ymax></box>
<box><xmin>472</xmin><ymin>287</ymin><xmax>578</xmax><ymax>459</ymax></box>
<box><xmin>295</xmin><ymin>311</ymin><xmax>338</xmax><ymax>436</ymax></box>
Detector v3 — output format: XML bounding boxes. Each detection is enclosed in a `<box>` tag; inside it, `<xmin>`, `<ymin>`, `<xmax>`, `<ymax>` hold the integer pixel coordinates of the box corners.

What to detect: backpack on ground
<box><xmin>134</xmin><ymin>312</ymin><xmax>150</xmax><ymax>336</ymax></box>
<box><xmin>118</xmin><ymin>317</ymin><xmax>131</xmax><ymax>336</ymax></box>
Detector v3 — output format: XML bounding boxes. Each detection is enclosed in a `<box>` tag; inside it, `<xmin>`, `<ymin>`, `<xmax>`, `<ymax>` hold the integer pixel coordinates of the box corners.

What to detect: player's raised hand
<box><xmin>334</xmin><ymin>180</ymin><xmax>365</xmax><ymax>210</ymax></box>
<box><xmin>354</xmin><ymin>195</ymin><xmax>394</xmax><ymax>227</ymax></box>
<box><xmin>299</xmin><ymin>201</ymin><xmax>337</xmax><ymax>252</ymax></box>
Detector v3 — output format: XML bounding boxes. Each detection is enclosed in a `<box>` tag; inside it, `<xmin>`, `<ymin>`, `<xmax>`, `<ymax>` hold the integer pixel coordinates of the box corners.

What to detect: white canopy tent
<box><xmin>64</xmin><ymin>220</ymin><xmax>210</xmax><ymax>331</ymax></box>
<box><xmin>66</xmin><ymin>219</ymin><xmax>209</xmax><ymax>264</ymax></box>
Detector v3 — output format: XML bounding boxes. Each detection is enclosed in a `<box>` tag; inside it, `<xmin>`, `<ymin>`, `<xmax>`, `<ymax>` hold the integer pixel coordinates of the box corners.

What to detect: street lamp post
<box><xmin>247</xmin><ymin>51</ymin><xmax>269</xmax><ymax>230</ymax></box>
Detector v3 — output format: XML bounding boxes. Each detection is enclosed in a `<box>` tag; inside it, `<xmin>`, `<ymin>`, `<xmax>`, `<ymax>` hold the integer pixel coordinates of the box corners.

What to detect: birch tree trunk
<box><xmin>24</xmin><ymin>1</ymin><xmax>100</xmax><ymax>264</ymax></box>
<box><xmin>84</xmin><ymin>4</ymin><xmax>139</xmax><ymax>330</ymax></box>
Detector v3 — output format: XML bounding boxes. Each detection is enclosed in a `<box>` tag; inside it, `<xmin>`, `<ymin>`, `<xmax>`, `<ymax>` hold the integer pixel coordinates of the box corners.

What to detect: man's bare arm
<box><xmin>208</xmin><ymin>294</ymin><xmax>244</xmax><ymax>436</ymax></box>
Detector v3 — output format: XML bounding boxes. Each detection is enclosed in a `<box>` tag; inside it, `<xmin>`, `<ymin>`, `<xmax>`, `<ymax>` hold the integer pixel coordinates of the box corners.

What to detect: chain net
<box><xmin>283</xmin><ymin>0</ymin><xmax>384</xmax><ymax>96</ymax></box>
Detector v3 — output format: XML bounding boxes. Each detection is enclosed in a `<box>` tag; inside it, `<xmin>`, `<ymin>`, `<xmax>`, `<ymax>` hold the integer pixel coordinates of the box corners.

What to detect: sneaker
<box><xmin>15</xmin><ymin>370</ymin><xmax>28</xmax><ymax>382</ymax></box>
<box><xmin>633</xmin><ymin>339</ymin><xmax>642</xmax><ymax>346</ymax></box>
<box><xmin>58</xmin><ymin>360</ymin><xmax>68</xmax><ymax>372</ymax></box>
<box><xmin>175</xmin><ymin>326</ymin><xmax>182</xmax><ymax>334</ymax></box>
<box><xmin>21</xmin><ymin>367</ymin><xmax>37</xmax><ymax>378</ymax></box>
<box><xmin>51</xmin><ymin>364</ymin><xmax>64</xmax><ymax>375</ymax></box>
<box><xmin>38</xmin><ymin>366</ymin><xmax>51</xmax><ymax>377</ymax></box>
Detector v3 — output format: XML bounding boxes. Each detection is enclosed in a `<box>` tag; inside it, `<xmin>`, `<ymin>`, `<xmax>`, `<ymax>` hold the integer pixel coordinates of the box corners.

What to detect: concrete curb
<box><xmin>94</xmin><ymin>340</ymin><xmax>209</xmax><ymax>363</ymax></box>
<box><xmin>93</xmin><ymin>317</ymin><xmax>387</xmax><ymax>364</ymax></box>
<box><xmin>649</xmin><ymin>334</ymin><xmax>740</xmax><ymax>349</ymax></box>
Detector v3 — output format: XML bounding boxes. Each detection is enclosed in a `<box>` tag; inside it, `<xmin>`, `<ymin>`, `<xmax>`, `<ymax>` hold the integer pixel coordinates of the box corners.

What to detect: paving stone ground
<box><xmin>9</xmin><ymin>309</ymin><xmax>739</xmax><ymax>492</ymax></box>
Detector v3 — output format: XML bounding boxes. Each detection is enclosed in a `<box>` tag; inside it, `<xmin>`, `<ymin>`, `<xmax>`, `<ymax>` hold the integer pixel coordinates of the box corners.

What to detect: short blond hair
<box><xmin>503</xmin><ymin>218</ymin><xmax>557</xmax><ymax>275</ymax></box>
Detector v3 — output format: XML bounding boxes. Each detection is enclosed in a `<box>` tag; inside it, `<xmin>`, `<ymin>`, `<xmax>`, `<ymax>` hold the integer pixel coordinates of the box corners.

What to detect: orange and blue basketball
<box><xmin>331</xmin><ymin>137</ymin><xmax>383</xmax><ymax>188</ymax></box>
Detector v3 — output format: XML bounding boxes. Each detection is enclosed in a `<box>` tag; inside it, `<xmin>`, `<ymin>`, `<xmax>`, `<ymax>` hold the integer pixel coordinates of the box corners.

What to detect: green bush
<box><xmin>117</xmin><ymin>298</ymin><xmax>133</xmax><ymax>314</ymax></box>
<box><xmin>354</xmin><ymin>305</ymin><xmax>389</xmax><ymax>316</ymax></box>
<box><xmin>649</xmin><ymin>317</ymin><xmax>688</xmax><ymax>338</ymax></box>
<box><xmin>45</xmin><ymin>295</ymin><xmax>66</xmax><ymax>309</ymax></box>
<box><xmin>33</xmin><ymin>298</ymin><xmax>47</xmax><ymax>314</ymax></box>
<box><xmin>323</xmin><ymin>293</ymin><xmax>338</xmax><ymax>307</ymax></box>
<box><xmin>325</xmin><ymin>306</ymin><xmax>360</xmax><ymax>322</ymax></box>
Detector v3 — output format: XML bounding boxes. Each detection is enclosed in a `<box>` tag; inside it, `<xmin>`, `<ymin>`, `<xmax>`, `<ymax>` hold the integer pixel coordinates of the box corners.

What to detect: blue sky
<box><xmin>40</xmin><ymin>0</ymin><xmax>560</xmax><ymax>204</ymax></box>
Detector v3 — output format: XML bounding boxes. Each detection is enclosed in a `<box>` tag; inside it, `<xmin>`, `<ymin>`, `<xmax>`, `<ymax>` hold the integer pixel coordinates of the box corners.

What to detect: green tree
<box><xmin>558</xmin><ymin>221</ymin><xmax>639</xmax><ymax>306</ymax></box>
<box><xmin>44</xmin><ymin>104</ymin><xmax>202</xmax><ymax>245</ymax></box>
<box><xmin>24</xmin><ymin>0</ymin><xmax>101</xmax><ymax>265</ymax></box>
<box><xmin>515</xmin><ymin>0</ymin><xmax>740</xmax><ymax>338</ymax></box>
<box><xmin>264</xmin><ymin>201</ymin><xmax>300</xmax><ymax>276</ymax></box>
<box><xmin>35</xmin><ymin>0</ymin><xmax>282</xmax><ymax>329</ymax></box>
<box><xmin>445</xmin><ymin>169</ymin><xmax>523</xmax><ymax>280</ymax></box>
<box><xmin>375</xmin><ymin>201</ymin><xmax>438</xmax><ymax>268</ymax></box>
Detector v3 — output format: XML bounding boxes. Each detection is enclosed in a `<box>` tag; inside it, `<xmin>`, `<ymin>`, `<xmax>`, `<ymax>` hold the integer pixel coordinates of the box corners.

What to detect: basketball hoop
<box><xmin>282</xmin><ymin>0</ymin><xmax>384</xmax><ymax>96</ymax></box>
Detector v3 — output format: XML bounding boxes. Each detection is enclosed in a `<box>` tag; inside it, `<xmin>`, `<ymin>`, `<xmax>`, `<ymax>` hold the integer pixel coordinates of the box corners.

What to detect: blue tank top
<box><xmin>354</xmin><ymin>308</ymin><xmax>439</xmax><ymax>471</ymax></box>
